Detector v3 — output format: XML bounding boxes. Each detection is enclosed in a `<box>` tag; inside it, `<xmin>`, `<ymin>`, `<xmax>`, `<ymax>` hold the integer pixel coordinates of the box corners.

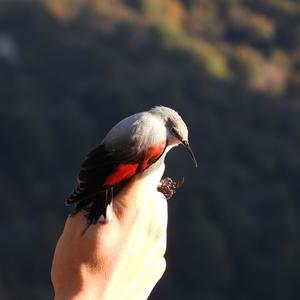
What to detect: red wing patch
<box><xmin>104</xmin><ymin>163</ymin><xmax>139</xmax><ymax>186</ymax></box>
<box><xmin>139</xmin><ymin>140</ymin><xmax>167</xmax><ymax>171</ymax></box>
<box><xmin>103</xmin><ymin>140</ymin><xmax>166</xmax><ymax>186</ymax></box>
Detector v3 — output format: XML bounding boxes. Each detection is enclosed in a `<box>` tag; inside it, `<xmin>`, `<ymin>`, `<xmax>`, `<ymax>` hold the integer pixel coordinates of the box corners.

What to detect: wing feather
<box><xmin>66</xmin><ymin>140</ymin><xmax>166</xmax><ymax>205</ymax></box>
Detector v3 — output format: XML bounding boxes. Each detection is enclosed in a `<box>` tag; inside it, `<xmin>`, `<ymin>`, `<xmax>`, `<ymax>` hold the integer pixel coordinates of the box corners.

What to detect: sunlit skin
<box><xmin>51</xmin><ymin>164</ymin><xmax>168</xmax><ymax>300</ymax></box>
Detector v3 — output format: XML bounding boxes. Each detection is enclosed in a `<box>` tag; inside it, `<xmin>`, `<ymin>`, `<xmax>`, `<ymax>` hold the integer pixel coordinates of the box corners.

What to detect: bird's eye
<box><xmin>171</xmin><ymin>127</ymin><xmax>176</xmax><ymax>133</ymax></box>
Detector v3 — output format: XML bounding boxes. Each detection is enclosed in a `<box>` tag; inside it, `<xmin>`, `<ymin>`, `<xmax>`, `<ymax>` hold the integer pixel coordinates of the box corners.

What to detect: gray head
<box><xmin>149</xmin><ymin>106</ymin><xmax>197</xmax><ymax>167</ymax></box>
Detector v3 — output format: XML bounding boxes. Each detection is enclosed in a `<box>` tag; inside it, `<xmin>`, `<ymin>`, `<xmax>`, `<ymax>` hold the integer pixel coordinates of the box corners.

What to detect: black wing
<box><xmin>66</xmin><ymin>140</ymin><xmax>166</xmax><ymax>224</ymax></box>
<box><xmin>66</xmin><ymin>143</ymin><xmax>140</xmax><ymax>223</ymax></box>
<box><xmin>67</xmin><ymin>143</ymin><xmax>135</xmax><ymax>205</ymax></box>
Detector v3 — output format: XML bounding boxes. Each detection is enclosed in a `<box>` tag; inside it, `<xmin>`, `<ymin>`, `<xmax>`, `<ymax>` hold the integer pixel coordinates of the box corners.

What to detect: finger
<box><xmin>109</xmin><ymin>190</ymin><xmax>167</xmax><ymax>271</ymax></box>
<box><xmin>111</xmin><ymin>189</ymin><xmax>167</xmax><ymax>289</ymax></box>
<box><xmin>120</xmin><ymin>213</ymin><xmax>167</xmax><ymax>292</ymax></box>
<box><xmin>152</xmin><ymin>191</ymin><xmax>168</xmax><ymax>229</ymax></box>
<box><xmin>145</xmin><ymin>191</ymin><xmax>168</xmax><ymax>245</ymax></box>
<box><xmin>113</xmin><ymin>163</ymin><xmax>165</xmax><ymax>222</ymax></box>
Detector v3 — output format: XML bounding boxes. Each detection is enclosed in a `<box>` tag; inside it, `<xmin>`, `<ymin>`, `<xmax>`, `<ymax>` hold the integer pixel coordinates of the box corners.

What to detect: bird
<box><xmin>66</xmin><ymin>106</ymin><xmax>197</xmax><ymax>224</ymax></box>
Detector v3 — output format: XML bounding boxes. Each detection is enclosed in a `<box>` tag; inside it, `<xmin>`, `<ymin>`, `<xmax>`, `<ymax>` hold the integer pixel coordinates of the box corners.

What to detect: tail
<box><xmin>66</xmin><ymin>179</ymin><xmax>127</xmax><ymax>224</ymax></box>
<box><xmin>66</xmin><ymin>188</ymin><xmax>108</xmax><ymax>224</ymax></box>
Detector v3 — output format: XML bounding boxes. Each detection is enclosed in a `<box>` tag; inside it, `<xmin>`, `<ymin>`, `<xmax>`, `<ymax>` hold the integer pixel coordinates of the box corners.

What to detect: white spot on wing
<box><xmin>98</xmin><ymin>215</ymin><xmax>105</xmax><ymax>223</ymax></box>
<box><xmin>106</xmin><ymin>202</ymin><xmax>113</xmax><ymax>222</ymax></box>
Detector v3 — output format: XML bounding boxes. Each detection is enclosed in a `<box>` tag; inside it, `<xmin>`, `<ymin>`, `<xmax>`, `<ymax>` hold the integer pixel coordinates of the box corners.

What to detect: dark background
<box><xmin>1</xmin><ymin>0</ymin><xmax>300</xmax><ymax>299</ymax></box>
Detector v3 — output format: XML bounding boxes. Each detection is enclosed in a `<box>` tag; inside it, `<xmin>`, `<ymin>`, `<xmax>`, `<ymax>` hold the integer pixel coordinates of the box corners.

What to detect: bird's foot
<box><xmin>157</xmin><ymin>177</ymin><xmax>184</xmax><ymax>200</ymax></box>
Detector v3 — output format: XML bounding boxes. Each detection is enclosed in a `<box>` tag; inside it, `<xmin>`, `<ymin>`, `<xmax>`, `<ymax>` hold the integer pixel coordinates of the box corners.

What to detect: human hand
<box><xmin>51</xmin><ymin>164</ymin><xmax>168</xmax><ymax>300</ymax></box>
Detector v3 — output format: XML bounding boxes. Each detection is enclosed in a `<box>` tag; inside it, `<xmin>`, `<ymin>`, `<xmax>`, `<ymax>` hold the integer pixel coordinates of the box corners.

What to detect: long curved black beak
<box><xmin>182</xmin><ymin>141</ymin><xmax>198</xmax><ymax>168</ymax></box>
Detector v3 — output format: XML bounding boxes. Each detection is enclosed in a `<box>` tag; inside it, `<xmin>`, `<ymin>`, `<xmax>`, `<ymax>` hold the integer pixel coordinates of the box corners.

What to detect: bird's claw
<box><xmin>157</xmin><ymin>177</ymin><xmax>184</xmax><ymax>200</ymax></box>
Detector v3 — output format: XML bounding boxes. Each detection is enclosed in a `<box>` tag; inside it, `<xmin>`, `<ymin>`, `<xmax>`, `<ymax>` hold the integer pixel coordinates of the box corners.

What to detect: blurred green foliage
<box><xmin>0</xmin><ymin>0</ymin><xmax>300</xmax><ymax>299</ymax></box>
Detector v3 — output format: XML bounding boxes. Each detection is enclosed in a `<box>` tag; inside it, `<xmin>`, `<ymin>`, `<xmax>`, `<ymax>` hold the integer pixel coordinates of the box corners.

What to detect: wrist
<box><xmin>54</xmin><ymin>284</ymin><xmax>106</xmax><ymax>300</ymax></box>
<box><xmin>53</xmin><ymin>268</ymin><xmax>109</xmax><ymax>300</ymax></box>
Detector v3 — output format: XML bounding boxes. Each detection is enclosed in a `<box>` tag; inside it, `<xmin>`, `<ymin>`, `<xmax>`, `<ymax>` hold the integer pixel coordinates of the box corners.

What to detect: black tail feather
<box><xmin>84</xmin><ymin>198</ymin><xmax>106</xmax><ymax>224</ymax></box>
<box><xmin>66</xmin><ymin>183</ymin><xmax>125</xmax><ymax>224</ymax></box>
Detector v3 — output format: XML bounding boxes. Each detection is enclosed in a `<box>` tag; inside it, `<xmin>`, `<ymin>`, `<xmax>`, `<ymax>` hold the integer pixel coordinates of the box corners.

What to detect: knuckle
<box><xmin>158</xmin><ymin>238</ymin><xmax>167</xmax><ymax>257</ymax></box>
<box><xmin>156</xmin><ymin>257</ymin><xmax>167</xmax><ymax>278</ymax></box>
<box><xmin>160</xmin><ymin>257</ymin><xmax>167</xmax><ymax>271</ymax></box>
<box><xmin>147</xmin><ymin>221</ymin><xmax>166</xmax><ymax>241</ymax></box>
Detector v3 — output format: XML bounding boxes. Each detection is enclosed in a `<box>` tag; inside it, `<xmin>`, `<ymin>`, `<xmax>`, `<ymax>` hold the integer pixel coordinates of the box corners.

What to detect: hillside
<box><xmin>0</xmin><ymin>1</ymin><xmax>300</xmax><ymax>299</ymax></box>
